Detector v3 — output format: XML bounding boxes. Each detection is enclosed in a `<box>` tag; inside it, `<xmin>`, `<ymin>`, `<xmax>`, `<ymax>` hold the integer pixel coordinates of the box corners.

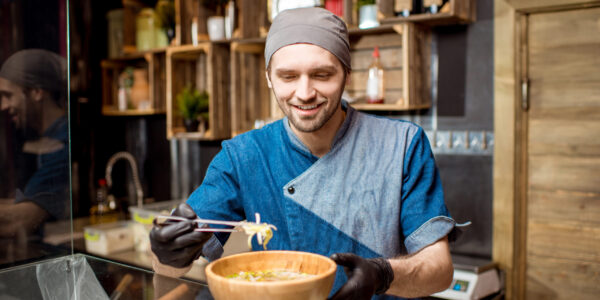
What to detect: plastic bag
<box><xmin>35</xmin><ymin>255</ymin><xmax>109</xmax><ymax>300</ymax></box>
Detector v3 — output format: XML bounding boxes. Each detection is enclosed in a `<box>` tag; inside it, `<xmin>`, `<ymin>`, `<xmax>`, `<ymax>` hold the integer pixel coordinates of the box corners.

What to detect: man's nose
<box><xmin>295</xmin><ymin>76</ymin><xmax>316</xmax><ymax>101</ymax></box>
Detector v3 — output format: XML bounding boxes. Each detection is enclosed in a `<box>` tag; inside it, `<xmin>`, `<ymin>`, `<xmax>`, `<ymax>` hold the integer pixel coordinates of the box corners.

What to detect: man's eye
<box><xmin>280</xmin><ymin>75</ymin><xmax>297</xmax><ymax>80</ymax></box>
<box><xmin>313</xmin><ymin>73</ymin><xmax>331</xmax><ymax>79</ymax></box>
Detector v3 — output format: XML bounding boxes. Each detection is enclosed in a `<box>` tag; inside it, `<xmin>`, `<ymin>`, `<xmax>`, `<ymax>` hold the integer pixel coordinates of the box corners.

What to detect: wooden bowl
<box><xmin>205</xmin><ymin>251</ymin><xmax>337</xmax><ymax>300</ymax></box>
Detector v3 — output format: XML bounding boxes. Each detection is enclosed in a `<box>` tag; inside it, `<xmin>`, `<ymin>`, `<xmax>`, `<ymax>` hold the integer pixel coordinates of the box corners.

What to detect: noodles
<box><xmin>226</xmin><ymin>269</ymin><xmax>314</xmax><ymax>282</ymax></box>
<box><xmin>238</xmin><ymin>221</ymin><xmax>277</xmax><ymax>250</ymax></box>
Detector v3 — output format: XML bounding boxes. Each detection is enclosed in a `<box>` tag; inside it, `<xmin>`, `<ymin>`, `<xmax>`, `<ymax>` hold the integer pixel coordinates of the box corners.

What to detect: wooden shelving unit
<box><xmin>100</xmin><ymin>49</ymin><xmax>166</xmax><ymax>116</ymax></box>
<box><xmin>378</xmin><ymin>0</ymin><xmax>476</xmax><ymax>26</ymax></box>
<box><xmin>230</xmin><ymin>40</ymin><xmax>272</xmax><ymax>136</ymax></box>
<box><xmin>101</xmin><ymin>0</ymin><xmax>477</xmax><ymax>138</ymax></box>
<box><xmin>346</xmin><ymin>22</ymin><xmax>431</xmax><ymax>111</ymax></box>
<box><xmin>166</xmin><ymin>43</ymin><xmax>231</xmax><ymax>140</ymax></box>
<box><xmin>101</xmin><ymin>108</ymin><xmax>165</xmax><ymax>116</ymax></box>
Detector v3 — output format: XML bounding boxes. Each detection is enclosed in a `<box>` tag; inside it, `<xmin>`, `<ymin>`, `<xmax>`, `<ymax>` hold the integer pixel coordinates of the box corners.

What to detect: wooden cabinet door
<box><xmin>525</xmin><ymin>7</ymin><xmax>600</xmax><ymax>299</ymax></box>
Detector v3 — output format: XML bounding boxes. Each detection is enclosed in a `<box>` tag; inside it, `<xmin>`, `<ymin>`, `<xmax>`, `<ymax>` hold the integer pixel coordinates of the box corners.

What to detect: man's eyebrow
<box><xmin>274</xmin><ymin>65</ymin><xmax>338</xmax><ymax>73</ymax></box>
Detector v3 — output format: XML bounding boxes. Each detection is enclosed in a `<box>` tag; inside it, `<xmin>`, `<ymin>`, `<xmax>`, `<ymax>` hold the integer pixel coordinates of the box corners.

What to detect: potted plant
<box><xmin>176</xmin><ymin>86</ymin><xmax>209</xmax><ymax>132</ymax></box>
<box><xmin>155</xmin><ymin>0</ymin><xmax>176</xmax><ymax>44</ymax></box>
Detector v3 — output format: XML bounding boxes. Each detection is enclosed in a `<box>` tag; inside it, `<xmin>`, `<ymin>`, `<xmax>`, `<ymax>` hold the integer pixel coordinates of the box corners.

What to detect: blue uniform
<box><xmin>15</xmin><ymin>116</ymin><xmax>69</xmax><ymax>221</ymax></box>
<box><xmin>188</xmin><ymin>102</ymin><xmax>455</xmax><ymax>299</ymax></box>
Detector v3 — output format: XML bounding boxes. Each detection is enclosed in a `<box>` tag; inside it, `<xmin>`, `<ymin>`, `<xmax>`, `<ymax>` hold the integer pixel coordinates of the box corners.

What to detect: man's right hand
<box><xmin>149</xmin><ymin>203</ymin><xmax>212</xmax><ymax>268</ymax></box>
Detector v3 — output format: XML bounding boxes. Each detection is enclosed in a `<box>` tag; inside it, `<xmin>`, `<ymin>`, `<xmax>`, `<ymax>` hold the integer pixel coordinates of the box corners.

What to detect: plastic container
<box><xmin>84</xmin><ymin>221</ymin><xmax>134</xmax><ymax>255</ymax></box>
<box><xmin>128</xmin><ymin>200</ymin><xmax>183</xmax><ymax>252</ymax></box>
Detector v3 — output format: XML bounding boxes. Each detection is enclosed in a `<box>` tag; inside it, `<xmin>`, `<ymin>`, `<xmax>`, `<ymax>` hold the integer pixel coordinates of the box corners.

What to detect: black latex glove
<box><xmin>149</xmin><ymin>203</ymin><xmax>212</xmax><ymax>268</ymax></box>
<box><xmin>329</xmin><ymin>253</ymin><xmax>395</xmax><ymax>300</ymax></box>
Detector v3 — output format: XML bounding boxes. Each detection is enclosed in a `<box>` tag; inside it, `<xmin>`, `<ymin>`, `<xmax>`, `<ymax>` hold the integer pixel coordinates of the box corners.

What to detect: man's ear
<box><xmin>29</xmin><ymin>88</ymin><xmax>44</xmax><ymax>102</ymax></box>
<box><xmin>345</xmin><ymin>70</ymin><xmax>351</xmax><ymax>86</ymax></box>
<box><xmin>265</xmin><ymin>70</ymin><xmax>273</xmax><ymax>88</ymax></box>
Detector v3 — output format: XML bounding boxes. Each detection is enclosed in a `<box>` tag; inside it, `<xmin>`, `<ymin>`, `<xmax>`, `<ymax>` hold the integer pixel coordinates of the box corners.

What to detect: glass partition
<box><xmin>0</xmin><ymin>254</ymin><xmax>210</xmax><ymax>299</ymax></box>
<box><xmin>0</xmin><ymin>0</ymin><xmax>72</xmax><ymax>268</ymax></box>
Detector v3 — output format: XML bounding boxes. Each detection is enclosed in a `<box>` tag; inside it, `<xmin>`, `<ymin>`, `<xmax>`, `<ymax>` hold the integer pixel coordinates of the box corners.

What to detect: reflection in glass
<box><xmin>0</xmin><ymin>0</ymin><xmax>70</xmax><ymax>268</ymax></box>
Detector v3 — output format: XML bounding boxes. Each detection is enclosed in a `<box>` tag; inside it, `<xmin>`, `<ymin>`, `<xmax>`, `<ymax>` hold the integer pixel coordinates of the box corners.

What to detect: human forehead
<box><xmin>270</xmin><ymin>43</ymin><xmax>343</xmax><ymax>72</ymax></box>
<box><xmin>0</xmin><ymin>77</ymin><xmax>23</xmax><ymax>93</ymax></box>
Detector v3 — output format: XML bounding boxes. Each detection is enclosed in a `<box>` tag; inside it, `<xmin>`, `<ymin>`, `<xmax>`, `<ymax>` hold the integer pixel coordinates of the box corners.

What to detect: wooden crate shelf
<box><xmin>378</xmin><ymin>0</ymin><xmax>476</xmax><ymax>26</ymax></box>
<box><xmin>175</xmin><ymin>0</ymin><xmax>269</xmax><ymax>46</ymax></box>
<box><xmin>230</xmin><ymin>40</ymin><xmax>274</xmax><ymax>136</ymax></box>
<box><xmin>166</xmin><ymin>43</ymin><xmax>231</xmax><ymax>140</ymax></box>
<box><xmin>101</xmin><ymin>49</ymin><xmax>166</xmax><ymax>116</ymax></box>
<box><xmin>102</xmin><ymin>0</ymin><xmax>479</xmax><ymax>138</ymax></box>
<box><xmin>346</xmin><ymin>22</ymin><xmax>431</xmax><ymax>110</ymax></box>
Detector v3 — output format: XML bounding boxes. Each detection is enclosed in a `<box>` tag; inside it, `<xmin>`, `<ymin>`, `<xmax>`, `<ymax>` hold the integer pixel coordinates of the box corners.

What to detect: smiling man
<box><xmin>0</xmin><ymin>49</ymin><xmax>69</xmax><ymax>240</ymax></box>
<box><xmin>151</xmin><ymin>7</ymin><xmax>456</xmax><ymax>300</ymax></box>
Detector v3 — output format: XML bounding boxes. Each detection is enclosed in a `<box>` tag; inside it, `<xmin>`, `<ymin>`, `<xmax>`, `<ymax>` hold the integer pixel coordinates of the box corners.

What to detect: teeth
<box><xmin>298</xmin><ymin>104</ymin><xmax>318</xmax><ymax>110</ymax></box>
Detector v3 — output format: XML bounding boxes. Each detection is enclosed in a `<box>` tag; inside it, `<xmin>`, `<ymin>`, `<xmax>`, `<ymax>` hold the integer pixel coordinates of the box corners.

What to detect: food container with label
<box><xmin>128</xmin><ymin>200</ymin><xmax>183</xmax><ymax>252</ymax></box>
<box><xmin>84</xmin><ymin>221</ymin><xmax>134</xmax><ymax>256</ymax></box>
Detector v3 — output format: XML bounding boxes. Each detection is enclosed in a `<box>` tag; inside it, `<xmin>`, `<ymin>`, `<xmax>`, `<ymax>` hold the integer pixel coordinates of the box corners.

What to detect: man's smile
<box><xmin>292</xmin><ymin>102</ymin><xmax>325</xmax><ymax>117</ymax></box>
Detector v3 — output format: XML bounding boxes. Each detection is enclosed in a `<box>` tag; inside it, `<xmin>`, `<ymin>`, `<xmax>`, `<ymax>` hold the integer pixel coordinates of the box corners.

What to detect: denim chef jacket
<box><xmin>187</xmin><ymin>102</ymin><xmax>456</xmax><ymax>300</ymax></box>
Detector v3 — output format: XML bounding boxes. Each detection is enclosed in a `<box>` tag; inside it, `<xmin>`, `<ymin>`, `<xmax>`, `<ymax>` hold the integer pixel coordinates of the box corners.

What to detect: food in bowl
<box><xmin>206</xmin><ymin>251</ymin><xmax>337</xmax><ymax>300</ymax></box>
<box><xmin>227</xmin><ymin>269</ymin><xmax>315</xmax><ymax>282</ymax></box>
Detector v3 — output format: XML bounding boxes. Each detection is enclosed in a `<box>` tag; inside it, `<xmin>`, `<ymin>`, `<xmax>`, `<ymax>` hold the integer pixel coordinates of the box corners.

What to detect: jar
<box><xmin>136</xmin><ymin>8</ymin><xmax>156</xmax><ymax>51</ymax></box>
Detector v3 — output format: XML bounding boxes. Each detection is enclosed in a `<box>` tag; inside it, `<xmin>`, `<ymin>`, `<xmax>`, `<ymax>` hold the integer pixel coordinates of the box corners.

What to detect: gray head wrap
<box><xmin>265</xmin><ymin>7</ymin><xmax>351</xmax><ymax>71</ymax></box>
<box><xmin>0</xmin><ymin>49</ymin><xmax>66</xmax><ymax>92</ymax></box>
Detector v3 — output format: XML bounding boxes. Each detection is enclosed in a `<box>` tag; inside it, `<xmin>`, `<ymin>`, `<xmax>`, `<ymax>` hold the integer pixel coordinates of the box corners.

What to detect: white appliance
<box><xmin>432</xmin><ymin>255</ymin><xmax>502</xmax><ymax>300</ymax></box>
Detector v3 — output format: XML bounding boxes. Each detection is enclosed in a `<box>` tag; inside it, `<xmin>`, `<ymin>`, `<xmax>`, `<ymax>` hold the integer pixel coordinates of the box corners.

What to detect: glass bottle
<box><xmin>89</xmin><ymin>179</ymin><xmax>118</xmax><ymax>224</ymax></box>
<box><xmin>366</xmin><ymin>47</ymin><xmax>384</xmax><ymax>104</ymax></box>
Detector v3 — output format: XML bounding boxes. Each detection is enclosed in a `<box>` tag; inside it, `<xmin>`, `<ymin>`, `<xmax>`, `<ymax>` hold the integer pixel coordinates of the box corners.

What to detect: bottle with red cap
<box><xmin>366</xmin><ymin>46</ymin><xmax>384</xmax><ymax>104</ymax></box>
<box><xmin>89</xmin><ymin>178</ymin><xmax>118</xmax><ymax>224</ymax></box>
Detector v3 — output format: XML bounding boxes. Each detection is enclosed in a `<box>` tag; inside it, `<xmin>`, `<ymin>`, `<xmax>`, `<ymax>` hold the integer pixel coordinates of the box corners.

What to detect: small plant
<box><xmin>176</xmin><ymin>86</ymin><xmax>209</xmax><ymax>131</ymax></box>
<box><xmin>357</xmin><ymin>0</ymin><xmax>376</xmax><ymax>7</ymax></box>
<box><xmin>155</xmin><ymin>0</ymin><xmax>175</xmax><ymax>42</ymax></box>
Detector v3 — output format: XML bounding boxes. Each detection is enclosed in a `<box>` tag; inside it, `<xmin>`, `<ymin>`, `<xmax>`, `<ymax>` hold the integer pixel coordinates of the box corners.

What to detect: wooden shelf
<box><xmin>347</xmin><ymin>23</ymin><xmax>431</xmax><ymax>112</ymax></box>
<box><xmin>101</xmin><ymin>50</ymin><xmax>167</xmax><ymax>117</ymax></box>
<box><xmin>171</xmin><ymin>129</ymin><xmax>219</xmax><ymax>141</ymax></box>
<box><xmin>381</xmin><ymin>12</ymin><xmax>473</xmax><ymax>26</ymax></box>
<box><xmin>378</xmin><ymin>0</ymin><xmax>476</xmax><ymax>27</ymax></box>
<box><xmin>348</xmin><ymin>24</ymin><xmax>403</xmax><ymax>36</ymax></box>
<box><xmin>166</xmin><ymin>43</ymin><xmax>231</xmax><ymax>140</ymax></box>
<box><xmin>101</xmin><ymin>107</ymin><xmax>166</xmax><ymax>116</ymax></box>
<box><xmin>350</xmin><ymin>102</ymin><xmax>430</xmax><ymax>111</ymax></box>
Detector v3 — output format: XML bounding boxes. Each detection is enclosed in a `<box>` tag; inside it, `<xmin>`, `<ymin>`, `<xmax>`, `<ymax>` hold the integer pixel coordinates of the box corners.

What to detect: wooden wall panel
<box><xmin>526</xmin><ymin>255</ymin><xmax>600</xmax><ymax>300</ymax></box>
<box><xmin>529</xmin><ymin>189</ymin><xmax>600</xmax><ymax>224</ymax></box>
<box><xmin>529</xmin><ymin>119</ymin><xmax>600</xmax><ymax>156</ymax></box>
<box><xmin>527</xmin><ymin>220</ymin><xmax>600</xmax><ymax>261</ymax></box>
<box><xmin>525</xmin><ymin>5</ymin><xmax>600</xmax><ymax>300</ymax></box>
<box><xmin>528</xmin><ymin>156</ymin><xmax>600</xmax><ymax>193</ymax></box>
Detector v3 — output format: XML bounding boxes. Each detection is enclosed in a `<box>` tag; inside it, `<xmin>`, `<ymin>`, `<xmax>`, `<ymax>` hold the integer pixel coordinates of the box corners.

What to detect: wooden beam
<box><xmin>493</xmin><ymin>0</ymin><xmax>520</xmax><ymax>299</ymax></box>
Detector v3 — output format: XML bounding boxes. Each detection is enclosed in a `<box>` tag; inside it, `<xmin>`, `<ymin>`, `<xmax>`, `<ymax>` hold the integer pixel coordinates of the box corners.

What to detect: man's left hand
<box><xmin>329</xmin><ymin>253</ymin><xmax>395</xmax><ymax>300</ymax></box>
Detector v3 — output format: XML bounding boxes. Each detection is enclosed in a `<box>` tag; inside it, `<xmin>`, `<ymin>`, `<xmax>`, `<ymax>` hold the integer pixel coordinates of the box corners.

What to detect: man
<box><xmin>151</xmin><ymin>7</ymin><xmax>455</xmax><ymax>299</ymax></box>
<box><xmin>0</xmin><ymin>49</ymin><xmax>69</xmax><ymax>239</ymax></box>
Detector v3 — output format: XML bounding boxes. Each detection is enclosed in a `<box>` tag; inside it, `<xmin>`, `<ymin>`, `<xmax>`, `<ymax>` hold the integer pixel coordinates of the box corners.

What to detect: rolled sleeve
<box><xmin>400</xmin><ymin>128</ymin><xmax>455</xmax><ymax>254</ymax></box>
<box><xmin>404</xmin><ymin>216</ymin><xmax>455</xmax><ymax>253</ymax></box>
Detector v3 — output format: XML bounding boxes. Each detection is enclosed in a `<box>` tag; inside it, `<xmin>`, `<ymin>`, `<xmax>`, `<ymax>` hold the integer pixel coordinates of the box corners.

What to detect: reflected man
<box><xmin>0</xmin><ymin>49</ymin><xmax>69</xmax><ymax>240</ymax></box>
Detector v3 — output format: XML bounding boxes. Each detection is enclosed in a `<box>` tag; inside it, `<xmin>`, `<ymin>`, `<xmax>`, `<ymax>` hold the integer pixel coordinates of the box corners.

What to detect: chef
<box><xmin>150</xmin><ymin>7</ymin><xmax>457</xmax><ymax>300</ymax></box>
